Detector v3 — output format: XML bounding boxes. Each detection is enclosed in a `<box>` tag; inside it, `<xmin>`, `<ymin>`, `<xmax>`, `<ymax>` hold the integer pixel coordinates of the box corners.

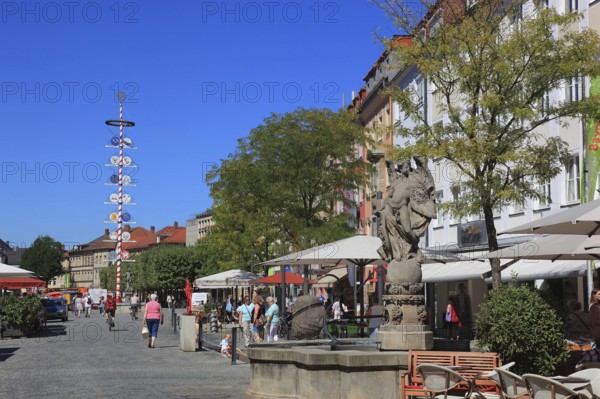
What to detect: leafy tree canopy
<box><xmin>21</xmin><ymin>235</ymin><xmax>64</xmax><ymax>283</ymax></box>
<box><xmin>373</xmin><ymin>0</ymin><xmax>600</xmax><ymax>288</ymax></box>
<box><xmin>100</xmin><ymin>245</ymin><xmax>201</xmax><ymax>292</ymax></box>
<box><xmin>204</xmin><ymin>107</ymin><xmax>371</xmax><ymax>270</ymax></box>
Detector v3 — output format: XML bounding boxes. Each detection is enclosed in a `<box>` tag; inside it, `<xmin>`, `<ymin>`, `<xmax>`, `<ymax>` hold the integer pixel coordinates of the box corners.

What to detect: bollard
<box><xmin>231</xmin><ymin>327</ymin><xmax>237</xmax><ymax>365</ymax></box>
<box><xmin>179</xmin><ymin>314</ymin><xmax>196</xmax><ymax>352</ymax></box>
<box><xmin>172</xmin><ymin>306</ymin><xmax>176</xmax><ymax>333</ymax></box>
<box><xmin>210</xmin><ymin>310</ymin><xmax>218</xmax><ymax>333</ymax></box>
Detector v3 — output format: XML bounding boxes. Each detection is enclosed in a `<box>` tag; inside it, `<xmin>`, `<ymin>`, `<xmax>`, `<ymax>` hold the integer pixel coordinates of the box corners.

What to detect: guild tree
<box><xmin>373</xmin><ymin>0</ymin><xmax>600</xmax><ymax>288</ymax></box>
<box><xmin>21</xmin><ymin>235</ymin><xmax>64</xmax><ymax>283</ymax></box>
<box><xmin>206</xmin><ymin>107</ymin><xmax>371</xmax><ymax>269</ymax></box>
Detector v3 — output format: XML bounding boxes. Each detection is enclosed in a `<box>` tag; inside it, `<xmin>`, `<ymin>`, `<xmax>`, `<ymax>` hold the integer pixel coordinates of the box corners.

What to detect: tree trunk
<box><xmin>482</xmin><ymin>204</ymin><xmax>502</xmax><ymax>290</ymax></box>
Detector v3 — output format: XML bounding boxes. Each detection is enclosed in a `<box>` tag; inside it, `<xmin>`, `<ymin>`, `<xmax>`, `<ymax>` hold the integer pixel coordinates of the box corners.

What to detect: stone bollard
<box><xmin>179</xmin><ymin>314</ymin><xmax>196</xmax><ymax>352</ymax></box>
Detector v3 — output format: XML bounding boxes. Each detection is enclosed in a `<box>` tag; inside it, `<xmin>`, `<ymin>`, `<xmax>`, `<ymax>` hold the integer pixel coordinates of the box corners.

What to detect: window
<box><xmin>540</xmin><ymin>91</ymin><xmax>550</xmax><ymax>113</ymax></box>
<box><xmin>566</xmin><ymin>0</ymin><xmax>578</xmax><ymax>12</ymax></box>
<box><xmin>566</xmin><ymin>77</ymin><xmax>582</xmax><ymax>103</ymax></box>
<box><xmin>565</xmin><ymin>155</ymin><xmax>580</xmax><ymax>202</ymax></box>
<box><xmin>435</xmin><ymin>190</ymin><xmax>444</xmax><ymax>227</ymax></box>
<box><xmin>429</xmin><ymin>10</ymin><xmax>443</xmax><ymax>38</ymax></box>
<box><xmin>450</xmin><ymin>184</ymin><xmax>462</xmax><ymax>224</ymax></box>
<box><xmin>536</xmin><ymin>180</ymin><xmax>551</xmax><ymax>208</ymax></box>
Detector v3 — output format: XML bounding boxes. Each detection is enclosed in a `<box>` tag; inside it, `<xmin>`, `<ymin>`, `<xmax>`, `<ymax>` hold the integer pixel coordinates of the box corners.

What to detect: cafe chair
<box><xmin>417</xmin><ymin>364</ymin><xmax>473</xmax><ymax>399</ymax></box>
<box><xmin>523</xmin><ymin>374</ymin><xmax>591</xmax><ymax>399</ymax></box>
<box><xmin>494</xmin><ymin>368</ymin><xmax>528</xmax><ymax>399</ymax></box>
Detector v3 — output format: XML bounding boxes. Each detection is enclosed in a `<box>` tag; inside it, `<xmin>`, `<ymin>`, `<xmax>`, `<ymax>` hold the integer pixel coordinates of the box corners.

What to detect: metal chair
<box><xmin>523</xmin><ymin>374</ymin><xmax>591</xmax><ymax>399</ymax></box>
<box><xmin>494</xmin><ymin>368</ymin><xmax>528</xmax><ymax>399</ymax></box>
<box><xmin>417</xmin><ymin>364</ymin><xmax>473</xmax><ymax>399</ymax></box>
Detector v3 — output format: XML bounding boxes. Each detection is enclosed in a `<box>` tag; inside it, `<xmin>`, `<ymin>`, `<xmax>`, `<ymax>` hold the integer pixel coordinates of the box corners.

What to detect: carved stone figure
<box><xmin>376</xmin><ymin>156</ymin><xmax>436</xmax><ymax>350</ymax></box>
<box><xmin>125</xmin><ymin>270</ymin><xmax>133</xmax><ymax>289</ymax></box>
<box><xmin>376</xmin><ymin>156</ymin><xmax>436</xmax><ymax>266</ymax></box>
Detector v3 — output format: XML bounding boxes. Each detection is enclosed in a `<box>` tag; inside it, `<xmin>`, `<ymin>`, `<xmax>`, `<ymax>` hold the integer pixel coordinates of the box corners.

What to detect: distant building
<box><xmin>154</xmin><ymin>221</ymin><xmax>186</xmax><ymax>246</ymax></box>
<box><xmin>186</xmin><ymin>210</ymin><xmax>214</xmax><ymax>246</ymax></box>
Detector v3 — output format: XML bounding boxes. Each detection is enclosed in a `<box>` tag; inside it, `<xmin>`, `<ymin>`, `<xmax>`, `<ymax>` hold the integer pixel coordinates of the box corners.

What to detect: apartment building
<box><xmin>352</xmin><ymin>0</ymin><xmax>600</xmax><ymax>338</ymax></box>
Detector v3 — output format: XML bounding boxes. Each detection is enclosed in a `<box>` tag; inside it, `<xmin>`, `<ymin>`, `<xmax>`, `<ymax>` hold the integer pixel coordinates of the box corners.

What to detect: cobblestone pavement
<box><xmin>0</xmin><ymin>309</ymin><xmax>250</xmax><ymax>398</ymax></box>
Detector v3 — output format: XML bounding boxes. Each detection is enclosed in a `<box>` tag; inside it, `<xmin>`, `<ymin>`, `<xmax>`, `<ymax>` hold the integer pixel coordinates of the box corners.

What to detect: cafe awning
<box><xmin>421</xmin><ymin>259</ymin><xmax>588</xmax><ymax>283</ymax></box>
<box><xmin>0</xmin><ymin>277</ymin><xmax>46</xmax><ymax>289</ymax></box>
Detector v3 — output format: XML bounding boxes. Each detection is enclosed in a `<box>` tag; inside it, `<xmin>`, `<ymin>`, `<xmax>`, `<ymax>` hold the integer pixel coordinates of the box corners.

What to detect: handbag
<box><xmin>141</xmin><ymin>325</ymin><xmax>149</xmax><ymax>339</ymax></box>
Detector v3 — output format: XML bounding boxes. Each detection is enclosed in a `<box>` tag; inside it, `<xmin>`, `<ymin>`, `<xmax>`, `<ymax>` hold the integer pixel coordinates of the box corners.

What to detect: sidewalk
<box><xmin>0</xmin><ymin>307</ymin><xmax>250</xmax><ymax>398</ymax></box>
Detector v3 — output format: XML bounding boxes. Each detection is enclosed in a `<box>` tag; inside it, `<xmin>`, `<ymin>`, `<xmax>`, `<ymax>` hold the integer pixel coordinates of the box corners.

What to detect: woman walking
<box><xmin>143</xmin><ymin>293</ymin><xmax>164</xmax><ymax>348</ymax></box>
<box><xmin>265</xmin><ymin>296</ymin><xmax>280</xmax><ymax>343</ymax></box>
<box><xmin>252</xmin><ymin>294</ymin><xmax>265</xmax><ymax>342</ymax></box>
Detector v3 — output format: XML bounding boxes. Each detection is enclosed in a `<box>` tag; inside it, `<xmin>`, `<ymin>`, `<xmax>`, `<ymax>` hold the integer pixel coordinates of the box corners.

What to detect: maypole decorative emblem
<box><xmin>105</xmin><ymin>91</ymin><xmax>136</xmax><ymax>302</ymax></box>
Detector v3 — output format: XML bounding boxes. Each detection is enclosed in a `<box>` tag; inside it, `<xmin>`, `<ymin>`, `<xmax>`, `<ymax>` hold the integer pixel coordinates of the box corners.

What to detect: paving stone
<box><xmin>0</xmin><ymin>309</ymin><xmax>249</xmax><ymax>398</ymax></box>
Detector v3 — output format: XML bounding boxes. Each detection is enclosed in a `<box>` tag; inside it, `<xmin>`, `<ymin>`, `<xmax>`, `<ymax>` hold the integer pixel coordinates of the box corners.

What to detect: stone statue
<box><xmin>376</xmin><ymin>156</ymin><xmax>436</xmax><ymax>350</ymax></box>
<box><xmin>376</xmin><ymin>156</ymin><xmax>436</xmax><ymax>267</ymax></box>
<box><xmin>125</xmin><ymin>270</ymin><xmax>133</xmax><ymax>290</ymax></box>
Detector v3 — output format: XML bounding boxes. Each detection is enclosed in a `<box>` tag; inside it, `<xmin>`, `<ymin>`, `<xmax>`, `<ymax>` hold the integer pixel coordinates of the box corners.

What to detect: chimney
<box><xmin>105</xmin><ymin>228</ymin><xmax>109</xmax><ymax>236</ymax></box>
<box><xmin>125</xmin><ymin>225</ymin><xmax>131</xmax><ymax>232</ymax></box>
<box><xmin>174</xmin><ymin>221</ymin><xmax>178</xmax><ymax>228</ymax></box>
<box><xmin>150</xmin><ymin>226</ymin><xmax>155</xmax><ymax>233</ymax></box>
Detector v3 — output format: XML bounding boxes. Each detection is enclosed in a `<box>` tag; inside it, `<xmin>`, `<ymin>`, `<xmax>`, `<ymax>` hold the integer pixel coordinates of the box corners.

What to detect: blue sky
<box><xmin>0</xmin><ymin>0</ymin><xmax>395</xmax><ymax>250</ymax></box>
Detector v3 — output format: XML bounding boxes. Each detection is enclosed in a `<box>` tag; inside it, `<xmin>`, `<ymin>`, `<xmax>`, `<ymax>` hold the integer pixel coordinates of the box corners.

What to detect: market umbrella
<box><xmin>487</xmin><ymin>235</ymin><xmax>600</xmax><ymax>261</ymax></box>
<box><xmin>255</xmin><ymin>272</ymin><xmax>314</xmax><ymax>285</ymax></box>
<box><xmin>0</xmin><ymin>277</ymin><xmax>46</xmax><ymax>289</ymax></box>
<box><xmin>0</xmin><ymin>263</ymin><xmax>36</xmax><ymax>278</ymax></box>
<box><xmin>500</xmin><ymin>198</ymin><xmax>600</xmax><ymax>236</ymax></box>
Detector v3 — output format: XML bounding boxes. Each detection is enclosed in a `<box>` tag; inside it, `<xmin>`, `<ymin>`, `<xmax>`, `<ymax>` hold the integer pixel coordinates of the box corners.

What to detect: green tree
<box><xmin>373</xmin><ymin>0</ymin><xmax>600</xmax><ymax>288</ymax></box>
<box><xmin>476</xmin><ymin>284</ymin><xmax>568</xmax><ymax>375</ymax></box>
<box><xmin>102</xmin><ymin>246</ymin><xmax>201</xmax><ymax>292</ymax></box>
<box><xmin>21</xmin><ymin>235</ymin><xmax>64</xmax><ymax>283</ymax></box>
<box><xmin>206</xmin><ymin>107</ymin><xmax>371</xmax><ymax>269</ymax></box>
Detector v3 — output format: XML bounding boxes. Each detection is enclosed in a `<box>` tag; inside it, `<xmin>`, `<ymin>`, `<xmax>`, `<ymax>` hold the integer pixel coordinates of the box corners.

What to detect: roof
<box><xmin>122</xmin><ymin>227</ymin><xmax>158</xmax><ymax>251</ymax></box>
<box><xmin>162</xmin><ymin>228</ymin><xmax>186</xmax><ymax>244</ymax></box>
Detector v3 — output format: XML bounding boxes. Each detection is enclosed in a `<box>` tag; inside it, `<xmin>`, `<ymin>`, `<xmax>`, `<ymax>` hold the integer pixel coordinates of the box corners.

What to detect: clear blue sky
<box><xmin>0</xmin><ymin>0</ymin><xmax>395</xmax><ymax>250</ymax></box>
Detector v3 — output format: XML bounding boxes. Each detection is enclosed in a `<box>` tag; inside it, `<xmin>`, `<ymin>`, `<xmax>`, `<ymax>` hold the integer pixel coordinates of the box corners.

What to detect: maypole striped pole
<box><xmin>116</xmin><ymin>100</ymin><xmax>123</xmax><ymax>302</ymax></box>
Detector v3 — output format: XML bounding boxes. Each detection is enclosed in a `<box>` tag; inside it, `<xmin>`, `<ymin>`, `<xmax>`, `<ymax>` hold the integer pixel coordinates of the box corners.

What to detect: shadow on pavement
<box><xmin>39</xmin><ymin>325</ymin><xmax>68</xmax><ymax>338</ymax></box>
<box><xmin>0</xmin><ymin>347</ymin><xmax>19</xmax><ymax>362</ymax></box>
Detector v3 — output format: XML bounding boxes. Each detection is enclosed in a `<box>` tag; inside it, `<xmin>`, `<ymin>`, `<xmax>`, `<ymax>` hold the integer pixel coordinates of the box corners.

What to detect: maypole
<box><xmin>105</xmin><ymin>92</ymin><xmax>135</xmax><ymax>302</ymax></box>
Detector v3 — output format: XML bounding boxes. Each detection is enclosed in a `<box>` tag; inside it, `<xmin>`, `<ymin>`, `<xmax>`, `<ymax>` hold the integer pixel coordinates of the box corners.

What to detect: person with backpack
<box><xmin>84</xmin><ymin>293</ymin><xmax>93</xmax><ymax>318</ymax></box>
<box><xmin>225</xmin><ymin>294</ymin><xmax>233</xmax><ymax>322</ymax></box>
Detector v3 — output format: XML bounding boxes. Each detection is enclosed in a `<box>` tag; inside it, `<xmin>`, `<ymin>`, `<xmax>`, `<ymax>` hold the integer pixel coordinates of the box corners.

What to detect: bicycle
<box><xmin>106</xmin><ymin>310</ymin><xmax>116</xmax><ymax>331</ymax></box>
<box><xmin>278</xmin><ymin>311</ymin><xmax>293</xmax><ymax>339</ymax></box>
<box><xmin>130</xmin><ymin>305</ymin><xmax>139</xmax><ymax>321</ymax></box>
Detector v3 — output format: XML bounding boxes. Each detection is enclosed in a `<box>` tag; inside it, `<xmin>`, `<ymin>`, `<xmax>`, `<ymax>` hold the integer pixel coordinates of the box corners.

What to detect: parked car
<box><xmin>41</xmin><ymin>297</ymin><xmax>68</xmax><ymax>322</ymax></box>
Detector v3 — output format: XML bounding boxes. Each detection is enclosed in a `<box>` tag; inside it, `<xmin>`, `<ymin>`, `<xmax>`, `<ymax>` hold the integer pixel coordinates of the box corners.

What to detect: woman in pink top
<box><xmin>143</xmin><ymin>293</ymin><xmax>164</xmax><ymax>348</ymax></box>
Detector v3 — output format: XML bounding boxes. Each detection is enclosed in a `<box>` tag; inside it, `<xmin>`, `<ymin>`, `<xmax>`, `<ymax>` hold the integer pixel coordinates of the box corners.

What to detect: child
<box><xmin>220</xmin><ymin>333</ymin><xmax>232</xmax><ymax>357</ymax></box>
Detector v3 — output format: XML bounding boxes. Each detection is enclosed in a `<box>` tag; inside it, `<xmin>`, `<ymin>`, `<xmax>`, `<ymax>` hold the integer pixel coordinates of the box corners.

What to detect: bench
<box><xmin>401</xmin><ymin>350</ymin><xmax>502</xmax><ymax>399</ymax></box>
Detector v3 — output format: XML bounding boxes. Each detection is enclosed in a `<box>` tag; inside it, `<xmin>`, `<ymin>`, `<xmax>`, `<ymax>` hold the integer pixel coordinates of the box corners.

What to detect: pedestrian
<box><xmin>264</xmin><ymin>296</ymin><xmax>280</xmax><ymax>343</ymax></box>
<box><xmin>84</xmin><ymin>293</ymin><xmax>92</xmax><ymax>318</ymax></box>
<box><xmin>98</xmin><ymin>296</ymin><xmax>105</xmax><ymax>316</ymax></box>
<box><xmin>130</xmin><ymin>293</ymin><xmax>140</xmax><ymax>320</ymax></box>
<box><xmin>225</xmin><ymin>294</ymin><xmax>233</xmax><ymax>322</ymax></box>
<box><xmin>143</xmin><ymin>293</ymin><xmax>164</xmax><ymax>348</ymax></box>
<box><xmin>366</xmin><ymin>299</ymin><xmax>383</xmax><ymax>338</ymax></box>
<box><xmin>236</xmin><ymin>296</ymin><xmax>254</xmax><ymax>348</ymax></box>
<box><xmin>252</xmin><ymin>294</ymin><xmax>265</xmax><ymax>342</ymax></box>
<box><xmin>445</xmin><ymin>297</ymin><xmax>461</xmax><ymax>340</ymax></box>
<box><xmin>332</xmin><ymin>298</ymin><xmax>341</xmax><ymax>320</ymax></box>
<box><xmin>220</xmin><ymin>333</ymin><xmax>232</xmax><ymax>357</ymax></box>
<box><xmin>75</xmin><ymin>294</ymin><xmax>83</xmax><ymax>318</ymax></box>
<box><xmin>167</xmin><ymin>294</ymin><xmax>173</xmax><ymax>309</ymax></box>
<box><xmin>590</xmin><ymin>289</ymin><xmax>600</xmax><ymax>343</ymax></box>
<box><xmin>105</xmin><ymin>294</ymin><xmax>117</xmax><ymax>327</ymax></box>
